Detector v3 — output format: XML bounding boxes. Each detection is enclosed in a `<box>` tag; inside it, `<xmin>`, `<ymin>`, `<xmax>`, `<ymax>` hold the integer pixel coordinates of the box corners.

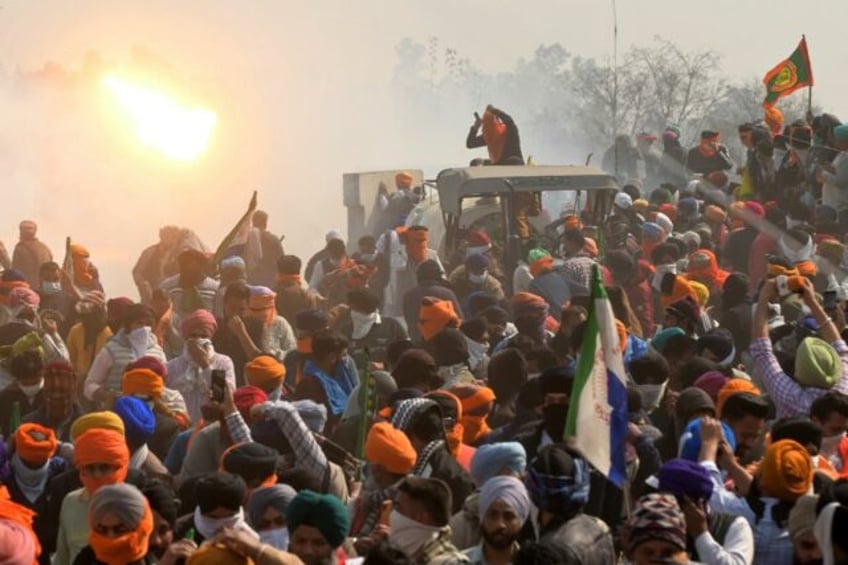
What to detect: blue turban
<box><xmin>657</xmin><ymin>458</ymin><xmax>714</xmax><ymax>501</ymax></box>
<box><xmin>113</xmin><ymin>396</ymin><xmax>156</xmax><ymax>448</ymax></box>
<box><xmin>285</xmin><ymin>490</ymin><xmax>350</xmax><ymax>549</ymax></box>
<box><xmin>679</xmin><ymin>418</ymin><xmax>736</xmax><ymax>462</ymax></box>
<box><xmin>470</xmin><ymin>442</ymin><xmax>527</xmax><ymax>487</ymax></box>
<box><xmin>651</xmin><ymin>327</ymin><xmax>685</xmax><ymax>353</ymax></box>
<box><xmin>479</xmin><ymin>475</ymin><xmax>531</xmax><ymax>524</ymax></box>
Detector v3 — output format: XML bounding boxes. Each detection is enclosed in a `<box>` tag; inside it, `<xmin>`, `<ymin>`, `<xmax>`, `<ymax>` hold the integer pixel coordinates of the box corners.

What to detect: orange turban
<box><xmin>716</xmin><ymin>379</ymin><xmax>760</xmax><ymax>417</ymax></box>
<box><xmin>365</xmin><ymin>422</ymin><xmax>416</xmax><ymax>475</ymax></box>
<box><xmin>187</xmin><ymin>543</ymin><xmax>253</xmax><ymax>565</ymax></box>
<box><xmin>395</xmin><ymin>172</ymin><xmax>414</xmax><ymax>188</ymax></box>
<box><xmin>529</xmin><ymin>255</ymin><xmax>554</xmax><ymax>277</ymax></box>
<box><xmin>244</xmin><ymin>356</ymin><xmax>286</xmax><ymax>390</ymax></box>
<box><xmin>74</xmin><ymin>429</ymin><xmax>130</xmax><ymax>494</ymax></box>
<box><xmin>765</xmin><ymin>106</ymin><xmax>785</xmax><ymax>136</ymax></box>
<box><xmin>121</xmin><ymin>368</ymin><xmax>164</xmax><ymax>400</ymax></box>
<box><xmin>71</xmin><ymin>411</ymin><xmax>125</xmax><ymax>441</ymax></box>
<box><xmin>14</xmin><ymin>423</ymin><xmax>57</xmax><ymax>466</ymax></box>
<box><xmin>660</xmin><ymin>276</ymin><xmax>699</xmax><ymax>310</ymax></box>
<box><xmin>759</xmin><ymin>439</ymin><xmax>812</xmax><ymax>503</ymax></box>
<box><xmin>419</xmin><ymin>297</ymin><xmax>460</xmax><ymax>342</ymax></box>
<box><xmin>563</xmin><ymin>215</ymin><xmax>582</xmax><ymax>231</ymax></box>
<box><xmin>70</xmin><ymin>243</ymin><xmax>95</xmax><ymax>286</ymax></box>
<box><xmin>704</xmin><ymin>205</ymin><xmax>727</xmax><ymax>224</ymax></box>
<box><xmin>450</xmin><ymin>385</ymin><xmax>496</xmax><ymax>446</ymax></box>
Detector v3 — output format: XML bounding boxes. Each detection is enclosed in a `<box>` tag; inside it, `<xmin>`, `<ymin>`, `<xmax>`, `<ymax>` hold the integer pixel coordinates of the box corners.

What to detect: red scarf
<box><xmin>482</xmin><ymin>110</ymin><xmax>507</xmax><ymax>163</ymax></box>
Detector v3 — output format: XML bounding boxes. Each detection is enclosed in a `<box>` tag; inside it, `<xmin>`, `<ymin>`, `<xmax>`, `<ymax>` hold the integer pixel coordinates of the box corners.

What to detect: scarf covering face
<box><xmin>479</xmin><ymin>475</ymin><xmax>531</xmax><ymax>524</ymax></box>
<box><xmin>248</xmin><ymin>287</ymin><xmax>277</xmax><ymax>327</ymax></box>
<box><xmin>12</xmin><ymin>455</ymin><xmax>50</xmax><ymax>505</ymax></box>
<box><xmin>193</xmin><ymin>506</ymin><xmax>258</xmax><ymax>541</ymax></box>
<box><xmin>759</xmin><ymin>439</ymin><xmax>813</xmax><ymax>502</ymax></box>
<box><xmin>285</xmin><ymin>490</ymin><xmax>350</xmax><ymax>550</ymax></box>
<box><xmin>404</xmin><ymin>228</ymin><xmax>429</xmax><ymax>264</ymax></box>
<box><xmin>418</xmin><ymin>297</ymin><xmax>460</xmax><ymax>342</ymax></box>
<box><xmin>365</xmin><ymin>422</ymin><xmax>416</xmax><ymax>475</ymax></box>
<box><xmin>73</xmin><ymin>429</ymin><xmax>130</xmax><ymax>494</ymax></box>
<box><xmin>481</xmin><ymin>109</ymin><xmax>507</xmax><ymax>163</ymax></box>
<box><xmin>351</xmin><ymin>310</ymin><xmax>380</xmax><ymax>340</ymax></box>
<box><xmin>389</xmin><ymin>509</ymin><xmax>444</xmax><ymax>558</ymax></box>
<box><xmin>88</xmin><ymin>483</ymin><xmax>153</xmax><ymax>565</ymax></box>
<box><xmin>470</xmin><ymin>443</ymin><xmax>527</xmax><ymax>487</ymax></box>
<box><xmin>450</xmin><ymin>385</ymin><xmax>495</xmax><ymax>446</ymax></box>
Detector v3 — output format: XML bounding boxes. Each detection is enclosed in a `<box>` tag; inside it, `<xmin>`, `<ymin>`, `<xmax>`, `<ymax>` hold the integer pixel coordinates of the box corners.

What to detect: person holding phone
<box><xmin>166</xmin><ymin>309</ymin><xmax>235</xmax><ymax>424</ymax></box>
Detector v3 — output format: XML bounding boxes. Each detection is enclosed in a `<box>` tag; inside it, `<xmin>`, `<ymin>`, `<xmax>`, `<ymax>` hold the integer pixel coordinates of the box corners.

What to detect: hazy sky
<box><xmin>1</xmin><ymin>0</ymin><xmax>847</xmax><ymax>296</ymax></box>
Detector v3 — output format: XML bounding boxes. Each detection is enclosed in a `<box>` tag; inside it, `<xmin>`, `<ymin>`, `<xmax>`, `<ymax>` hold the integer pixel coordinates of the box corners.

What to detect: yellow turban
<box><xmin>71</xmin><ymin>411</ymin><xmax>125</xmax><ymax>441</ymax></box>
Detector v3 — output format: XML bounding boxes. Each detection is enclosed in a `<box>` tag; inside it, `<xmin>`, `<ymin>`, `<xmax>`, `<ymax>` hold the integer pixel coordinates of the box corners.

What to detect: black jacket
<box><xmin>686</xmin><ymin>145</ymin><xmax>734</xmax><ymax>175</ymax></box>
<box><xmin>466</xmin><ymin>107</ymin><xmax>523</xmax><ymax>165</ymax></box>
<box><xmin>423</xmin><ymin>445</ymin><xmax>475</xmax><ymax>515</ymax></box>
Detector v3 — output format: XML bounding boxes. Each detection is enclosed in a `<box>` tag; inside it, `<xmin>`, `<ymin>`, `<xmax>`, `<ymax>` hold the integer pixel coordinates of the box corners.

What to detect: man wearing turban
<box><xmin>12</xmin><ymin>220</ymin><xmax>53</xmax><ymax>288</ymax></box>
<box><xmin>463</xmin><ymin>476</ymin><xmax>530</xmax><ymax>564</ymax></box>
<box><xmin>286</xmin><ymin>490</ymin><xmax>350</xmax><ymax>565</ymax></box>
<box><xmin>378</xmin><ymin>224</ymin><xmax>444</xmax><ymax>324</ymax></box>
<box><xmin>76</xmin><ymin>483</ymin><xmax>154</xmax><ymax>565</ymax></box>
<box><xmin>166</xmin><ymin>309</ymin><xmax>236</xmax><ymax>423</ymax></box>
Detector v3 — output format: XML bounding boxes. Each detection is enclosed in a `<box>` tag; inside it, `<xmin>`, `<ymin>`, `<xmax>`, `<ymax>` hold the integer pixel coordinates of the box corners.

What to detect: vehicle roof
<box><xmin>435</xmin><ymin>165</ymin><xmax>618</xmax><ymax>215</ymax></box>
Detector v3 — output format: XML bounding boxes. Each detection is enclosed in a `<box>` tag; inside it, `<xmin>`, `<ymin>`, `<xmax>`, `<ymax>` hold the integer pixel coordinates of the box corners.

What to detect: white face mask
<box><xmin>259</xmin><ymin>527</ymin><xmax>289</xmax><ymax>551</ymax></box>
<box><xmin>41</xmin><ymin>281</ymin><xmax>62</xmax><ymax>295</ymax></box>
<box><xmin>389</xmin><ymin>510</ymin><xmax>442</xmax><ymax>557</ymax></box>
<box><xmin>350</xmin><ymin>310</ymin><xmax>380</xmax><ymax>340</ymax></box>
<box><xmin>469</xmin><ymin>271</ymin><xmax>488</xmax><ymax>284</ymax></box>
<box><xmin>18</xmin><ymin>379</ymin><xmax>44</xmax><ymax>399</ymax></box>
<box><xmin>821</xmin><ymin>432</ymin><xmax>846</xmax><ymax>454</ymax></box>
<box><xmin>128</xmin><ymin>326</ymin><xmax>152</xmax><ymax>358</ymax></box>
<box><xmin>193</xmin><ymin>507</ymin><xmax>248</xmax><ymax>541</ymax></box>
<box><xmin>635</xmin><ymin>381</ymin><xmax>668</xmax><ymax>413</ymax></box>
<box><xmin>186</xmin><ymin>337</ymin><xmax>215</xmax><ymax>362</ymax></box>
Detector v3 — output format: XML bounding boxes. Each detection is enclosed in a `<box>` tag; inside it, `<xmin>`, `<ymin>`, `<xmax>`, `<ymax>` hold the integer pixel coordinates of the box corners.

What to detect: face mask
<box><xmin>186</xmin><ymin>337</ymin><xmax>215</xmax><ymax>362</ymax></box>
<box><xmin>18</xmin><ymin>379</ymin><xmax>44</xmax><ymax>399</ymax></box>
<box><xmin>359</xmin><ymin>252</ymin><xmax>377</xmax><ymax>263</ymax></box>
<box><xmin>389</xmin><ymin>510</ymin><xmax>442</xmax><ymax>557</ymax></box>
<box><xmin>89</xmin><ymin>527</ymin><xmax>150</xmax><ymax>565</ymax></box>
<box><xmin>350</xmin><ymin>310</ymin><xmax>380</xmax><ymax>340</ymax></box>
<box><xmin>542</xmin><ymin>404</ymin><xmax>569</xmax><ymax>440</ymax></box>
<box><xmin>41</xmin><ymin>281</ymin><xmax>62</xmax><ymax>294</ymax></box>
<box><xmin>81</xmin><ymin>471</ymin><xmax>124</xmax><ymax>495</ymax></box>
<box><xmin>469</xmin><ymin>271</ymin><xmax>488</xmax><ymax>284</ymax></box>
<box><xmin>128</xmin><ymin>326</ymin><xmax>152</xmax><ymax>357</ymax></box>
<box><xmin>259</xmin><ymin>527</ymin><xmax>289</xmax><ymax>551</ymax></box>
<box><xmin>821</xmin><ymin>432</ymin><xmax>846</xmax><ymax>454</ymax></box>
<box><xmin>193</xmin><ymin>507</ymin><xmax>247</xmax><ymax>540</ymax></box>
<box><xmin>635</xmin><ymin>381</ymin><xmax>667</xmax><ymax>413</ymax></box>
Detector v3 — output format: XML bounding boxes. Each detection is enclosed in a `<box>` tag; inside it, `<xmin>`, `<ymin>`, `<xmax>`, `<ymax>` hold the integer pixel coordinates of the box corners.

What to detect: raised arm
<box><xmin>258</xmin><ymin>400</ymin><xmax>328</xmax><ymax>474</ymax></box>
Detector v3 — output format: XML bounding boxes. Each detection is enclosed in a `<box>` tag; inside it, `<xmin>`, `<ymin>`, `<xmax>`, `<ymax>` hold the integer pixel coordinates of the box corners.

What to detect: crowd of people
<box><xmin>0</xmin><ymin>104</ymin><xmax>847</xmax><ymax>565</ymax></box>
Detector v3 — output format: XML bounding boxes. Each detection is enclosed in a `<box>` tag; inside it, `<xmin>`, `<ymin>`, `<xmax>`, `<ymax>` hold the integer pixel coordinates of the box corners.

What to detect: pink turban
<box><xmin>9</xmin><ymin>287</ymin><xmax>39</xmax><ymax>309</ymax></box>
<box><xmin>180</xmin><ymin>309</ymin><xmax>218</xmax><ymax>339</ymax></box>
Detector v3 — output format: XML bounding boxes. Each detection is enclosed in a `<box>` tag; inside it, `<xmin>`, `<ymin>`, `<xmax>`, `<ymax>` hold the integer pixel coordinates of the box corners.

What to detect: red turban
<box><xmin>180</xmin><ymin>309</ymin><xmax>218</xmax><ymax>339</ymax></box>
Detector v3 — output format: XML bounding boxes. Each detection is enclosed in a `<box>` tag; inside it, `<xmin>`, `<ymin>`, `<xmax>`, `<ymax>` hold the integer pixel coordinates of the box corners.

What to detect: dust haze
<box><xmin>1</xmin><ymin>1</ymin><xmax>847</xmax><ymax>296</ymax></box>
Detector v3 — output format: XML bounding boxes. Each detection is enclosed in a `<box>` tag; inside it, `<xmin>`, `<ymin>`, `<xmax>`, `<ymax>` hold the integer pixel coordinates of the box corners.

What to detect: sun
<box><xmin>102</xmin><ymin>75</ymin><xmax>217</xmax><ymax>161</ymax></box>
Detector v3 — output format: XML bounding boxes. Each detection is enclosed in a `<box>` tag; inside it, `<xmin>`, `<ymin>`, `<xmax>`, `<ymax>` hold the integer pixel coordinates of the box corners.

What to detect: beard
<box><xmin>482</xmin><ymin>527</ymin><xmax>518</xmax><ymax>551</ymax></box>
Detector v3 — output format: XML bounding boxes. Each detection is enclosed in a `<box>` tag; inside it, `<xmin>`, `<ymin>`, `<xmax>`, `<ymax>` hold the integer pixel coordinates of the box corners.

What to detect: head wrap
<box><xmin>180</xmin><ymin>309</ymin><xmax>218</xmax><ymax>338</ymax></box>
<box><xmin>74</xmin><ymin>429</ymin><xmax>130</xmax><ymax>494</ymax></box>
<box><xmin>759</xmin><ymin>439</ymin><xmax>813</xmax><ymax>502</ymax></box>
<box><xmin>14</xmin><ymin>423</ymin><xmax>57</xmax><ymax>465</ymax></box>
<box><xmin>9</xmin><ymin>288</ymin><xmax>39</xmax><ymax>312</ymax></box>
<box><xmin>693</xmin><ymin>371</ymin><xmax>729</xmax><ymax>401</ymax></box>
<box><xmin>418</xmin><ymin>298</ymin><xmax>461</xmax><ymax>342</ymax></box>
<box><xmin>391</xmin><ymin>398</ymin><xmax>439</xmax><ymax>433</ymax></box>
<box><xmin>465</xmin><ymin>253</ymin><xmax>489</xmax><ymax>273</ymax></box>
<box><xmin>71</xmin><ymin>411</ymin><xmax>125</xmax><ymax>441</ymax></box>
<box><xmin>696</xmin><ymin>333</ymin><xmax>736</xmax><ymax>369</ymax></box>
<box><xmin>525</xmin><ymin>445</ymin><xmax>590</xmax><ymax>513</ymax></box>
<box><xmin>467</xmin><ymin>230</ymin><xmax>492</xmax><ymax>248</ymax></box>
<box><xmin>88</xmin><ymin>483</ymin><xmax>153</xmax><ymax>565</ymax></box>
<box><xmin>666</xmin><ymin>296</ymin><xmax>700</xmax><ymax>326</ymax></box>
<box><xmin>795</xmin><ymin>337</ymin><xmax>842</xmax><ymax>389</ymax></box>
<box><xmin>44</xmin><ymin>360</ymin><xmax>76</xmax><ymax>385</ymax></box>
<box><xmin>528</xmin><ymin>249</ymin><xmax>554</xmax><ymax>277</ymax></box>
<box><xmin>187</xmin><ymin>544</ymin><xmax>251</xmax><ymax>565</ymax></box>
<box><xmin>395</xmin><ymin>172</ymin><xmax>414</xmax><ymax>188</ymax></box>
<box><xmin>286</xmin><ymin>490</ymin><xmax>350</xmax><ymax>549</ymax></box>
<box><xmin>195</xmin><ymin>472</ymin><xmax>247</xmax><ymax>514</ymax></box>
<box><xmin>479</xmin><ymin>475</ymin><xmax>531</xmax><ymax>524</ymax></box>
<box><xmin>788</xmin><ymin>494</ymin><xmax>819</xmax><ymax>540</ymax></box>
<box><xmin>716</xmin><ymin>379</ymin><xmax>760</xmax><ymax>417</ymax></box>
<box><xmin>656</xmin><ymin>458</ymin><xmax>714</xmax><ymax>501</ymax></box>
<box><xmin>679</xmin><ymin>418</ymin><xmax>736</xmax><ymax>462</ymax></box>
<box><xmin>106</xmin><ymin>297</ymin><xmax>134</xmax><ymax>326</ymax></box>
<box><xmin>660</xmin><ymin>277</ymin><xmax>699</xmax><ymax>311</ymax></box>
<box><xmin>113</xmin><ymin>396</ymin><xmax>156</xmax><ymax>448</ymax></box>
<box><xmin>0</xmin><ymin>519</ymin><xmax>38</xmax><ymax>565</ymax></box>
<box><xmin>0</xmin><ymin>332</ymin><xmax>43</xmax><ymax>362</ymax></box>
<box><xmin>510</xmin><ymin>292</ymin><xmax>549</xmax><ymax>319</ymax></box>
<box><xmin>675</xmin><ymin>387</ymin><xmax>716</xmax><ymax>423</ymax></box>
<box><xmin>233</xmin><ymin>386</ymin><xmax>269</xmax><ymax>421</ymax></box>
<box><xmin>365</xmin><ymin>422</ymin><xmax>416</xmax><ymax>475</ymax></box>
<box><xmin>244</xmin><ymin>356</ymin><xmax>286</xmax><ymax>391</ymax></box>
<box><xmin>248</xmin><ymin>287</ymin><xmax>277</xmax><ymax>327</ymax></box>
<box><xmin>295</xmin><ymin>310</ymin><xmax>328</xmax><ymax>332</ymax></box>
<box><xmin>470</xmin><ymin>442</ymin><xmax>527</xmax><ymax>487</ymax></box>
<box><xmin>450</xmin><ymin>384</ymin><xmax>496</xmax><ymax>445</ymax></box>
<box><xmin>221</xmin><ymin>442</ymin><xmax>279</xmax><ymax>488</ymax></box>
<box><xmin>650</xmin><ymin>327</ymin><xmax>685</xmax><ymax>353</ymax></box>
<box><xmin>614</xmin><ymin>192</ymin><xmax>633</xmax><ymax>210</ymax></box>
<box><xmin>121</xmin><ymin>368</ymin><xmax>164</xmax><ymax>400</ymax></box>
<box><xmin>628</xmin><ymin>493</ymin><xmax>687</xmax><ymax>553</ymax></box>
<box><xmin>247</xmin><ymin>484</ymin><xmax>298</xmax><ymax>529</ymax></box>
<box><xmin>292</xmin><ymin>400</ymin><xmax>328</xmax><ymax>433</ymax></box>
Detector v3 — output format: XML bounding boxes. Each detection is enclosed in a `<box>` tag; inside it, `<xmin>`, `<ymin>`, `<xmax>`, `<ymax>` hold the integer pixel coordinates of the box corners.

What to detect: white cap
<box><xmin>325</xmin><ymin>229</ymin><xmax>343</xmax><ymax>243</ymax></box>
<box><xmin>614</xmin><ymin>192</ymin><xmax>633</xmax><ymax>209</ymax></box>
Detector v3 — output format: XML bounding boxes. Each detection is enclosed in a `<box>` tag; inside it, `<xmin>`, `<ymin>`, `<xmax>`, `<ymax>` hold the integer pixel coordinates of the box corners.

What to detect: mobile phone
<box><xmin>210</xmin><ymin>370</ymin><xmax>226</xmax><ymax>403</ymax></box>
<box><xmin>824</xmin><ymin>290</ymin><xmax>838</xmax><ymax>311</ymax></box>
